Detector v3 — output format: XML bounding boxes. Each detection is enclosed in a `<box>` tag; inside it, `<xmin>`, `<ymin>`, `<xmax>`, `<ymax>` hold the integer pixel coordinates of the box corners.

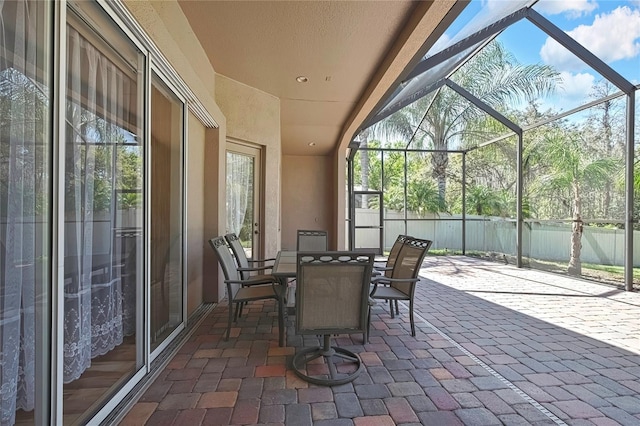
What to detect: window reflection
<box><xmin>0</xmin><ymin>1</ymin><xmax>50</xmax><ymax>424</ymax></box>
<box><xmin>150</xmin><ymin>74</ymin><xmax>183</xmax><ymax>350</ymax></box>
<box><xmin>62</xmin><ymin>8</ymin><xmax>143</xmax><ymax>424</ymax></box>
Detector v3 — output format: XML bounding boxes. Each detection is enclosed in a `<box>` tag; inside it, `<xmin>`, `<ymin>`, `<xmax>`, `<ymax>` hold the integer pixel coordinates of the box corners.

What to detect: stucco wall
<box><xmin>215</xmin><ymin>75</ymin><xmax>282</xmax><ymax>257</ymax></box>
<box><xmin>125</xmin><ymin>0</ymin><xmax>228</xmax><ymax>303</ymax></box>
<box><xmin>281</xmin><ymin>155</ymin><xmax>334</xmax><ymax>250</ymax></box>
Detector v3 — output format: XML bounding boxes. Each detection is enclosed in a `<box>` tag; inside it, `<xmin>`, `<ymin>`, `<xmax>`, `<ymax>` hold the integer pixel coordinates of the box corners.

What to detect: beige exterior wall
<box><xmin>125</xmin><ymin>0</ymin><xmax>229</xmax><ymax>302</ymax></box>
<box><xmin>281</xmin><ymin>155</ymin><xmax>334</xmax><ymax>250</ymax></box>
<box><xmin>215</xmin><ymin>75</ymin><xmax>282</xmax><ymax>258</ymax></box>
<box><xmin>125</xmin><ymin>0</ymin><xmax>285</xmax><ymax>303</ymax></box>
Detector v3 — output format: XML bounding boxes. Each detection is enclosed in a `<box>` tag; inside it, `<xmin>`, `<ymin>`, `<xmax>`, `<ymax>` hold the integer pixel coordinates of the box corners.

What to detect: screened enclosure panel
<box><xmin>371</xmin><ymin>0</ymin><xmax>535</xmax><ymax>125</ymax></box>
<box><xmin>464</xmin><ymin>139</ymin><xmax>518</xmax><ymax>219</ymax></box>
<box><xmin>406</xmin><ymin>218</ymin><xmax>458</xmax><ymax>252</ymax></box>
<box><xmin>354</xmin><ymin>227</ymin><xmax>381</xmax><ymax>253</ymax></box>
<box><xmin>353</xmin><ymin>149</ymin><xmax>383</xmax><ymax>196</ymax></box>
<box><xmin>522</xmin><ymin>115</ymin><xmax>626</xmax><ymax>223</ymax></box>
<box><xmin>465</xmin><ymin>218</ymin><xmax>517</xmax><ymax>257</ymax></box>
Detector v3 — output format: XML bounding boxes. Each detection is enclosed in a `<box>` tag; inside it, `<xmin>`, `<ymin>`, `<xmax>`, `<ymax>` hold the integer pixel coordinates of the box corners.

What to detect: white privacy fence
<box><xmin>354</xmin><ymin>208</ymin><xmax>638</xmax><ymax>267</ymax></box>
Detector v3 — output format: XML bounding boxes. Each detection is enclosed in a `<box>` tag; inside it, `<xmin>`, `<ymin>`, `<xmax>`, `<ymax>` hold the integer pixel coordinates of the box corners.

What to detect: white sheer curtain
<box><xmin>0</xmin><ymin>0</ymin><xmax>42</xmax><ymax>423</ymax></box>
<box><xmin>63</xmin><ymin>26</ymin><xmax>129</xmax><ymax>382</ymax></box>
<box><xmin>226</xmin><ymin>152</ymin><xmax>252</xmax><ymax>234</ymax></box>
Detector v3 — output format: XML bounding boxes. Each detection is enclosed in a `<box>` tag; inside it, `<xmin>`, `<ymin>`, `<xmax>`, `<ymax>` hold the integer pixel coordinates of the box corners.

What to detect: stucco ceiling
<box><xmin>178</xmin><ymin>1</ymin><xmax>462</xmax><ymax>155</ymax></box>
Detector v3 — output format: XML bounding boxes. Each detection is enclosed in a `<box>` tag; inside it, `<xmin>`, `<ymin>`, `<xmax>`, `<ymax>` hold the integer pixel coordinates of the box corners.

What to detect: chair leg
<box><xmin>364</xmin><ymin>307</ymin><xmax>370</xmax><ymax>344</ymax></box>
<box><xmin>394</xmin><ymin>300</ymin><xmax>399</xmax><ymax>315</ymax></box>
<box><xmin>233</xmin><ymin>302</ymin><xmax>241</xmax><ymax>321</ymax></box>
<box><xmin>388</xmin><ymin>300</ymin><xmax>395</xmax><ymax>318</ymax></box>
<box><xmin>225</xmin><ymin>300</ymin><xmax>233</xmax><ymax>341</ymax></box>
<box><xmin>277</xmin><ymin>294</ymin><xmax>285</xmax><ymax>347</ymax></box>
<box><xmin>409</xmin><ymin>298</ymin><xmax>415</xmax><ymax>337</ymax></box>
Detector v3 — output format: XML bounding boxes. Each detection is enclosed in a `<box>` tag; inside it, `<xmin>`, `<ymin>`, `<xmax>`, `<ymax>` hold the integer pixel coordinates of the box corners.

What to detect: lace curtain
<box><xmin>63</xmin><ymin>26</ymin><xmax>132</xmax><ymax>382</ymax></box>
<box><xmin>226</xmin><ymin>152</ymin><xmax>252</xmax><ymax>234</ymax></box>
<box><xmin>0</xmin><ymin>0</ymin><xmax>43</xmax><ymax>424</ymax></box>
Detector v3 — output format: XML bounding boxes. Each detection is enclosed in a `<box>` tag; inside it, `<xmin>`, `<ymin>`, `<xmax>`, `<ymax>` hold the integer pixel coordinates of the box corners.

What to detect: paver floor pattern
<box><xmin>120</xmin><ymin>256</ymin><xmax>640</xmax><ymax>426</ymax></box>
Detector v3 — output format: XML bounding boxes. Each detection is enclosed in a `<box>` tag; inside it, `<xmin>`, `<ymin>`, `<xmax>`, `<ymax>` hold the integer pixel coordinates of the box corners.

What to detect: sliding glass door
<box><xmin>150</xmin><ymin>72</ymin><xmax>184</xmax><ymax>351</ymax></box>
<box><xmin>2</xmin><ymin>1</ymin><xmax>190</xmax><ymax>423</ymax></box>
<box><xmin>0</xmin><ymin>1</ymin><xmax>52</xmax><ymax>425</ymax></box>
<box><xmin>62</xmin><ymin>3</ymin><xmax>144</xmax><ymax>424</ymax></box>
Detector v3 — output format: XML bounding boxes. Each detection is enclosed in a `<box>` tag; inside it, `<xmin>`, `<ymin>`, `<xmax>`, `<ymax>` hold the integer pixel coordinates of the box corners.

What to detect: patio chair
<box><xmin>225</xmin><ymin>233</ymin><xmax>275</xmax><ymax>281</ymax></box>
<box><xmin>373</xmin><ymin>234</ymin><xmax>412</xmax><ymax>277</ymax></box>
<box><xmin>296</xmin><ymin>229</ymin><xmax>328</xmax><ymax>251</ymax></box>
<box><xmin>209</xmin><ymin>237</ymin><xmax>285</xmax><ymax>342</ymax></box>
<box><xmin>292</xmin><ymin>251</ymin><xmax>374</xmax><ymax>385</ymax></box>
<box><xmin>369</xmin><ymin>237</ymin><xmax>432</xmax><ymax>336</ymax></box>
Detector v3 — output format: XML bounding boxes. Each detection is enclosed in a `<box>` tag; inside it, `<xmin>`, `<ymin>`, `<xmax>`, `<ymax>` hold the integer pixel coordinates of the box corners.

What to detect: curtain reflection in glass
<box><xmin>0</xmin><ymin>1</ymin><xmax>50</xmax><ymax>424</ymax></box>
<box><xmin>226</xmin><ymin>152</ymin><xmax>254</xmax><ymax>253</ymax></box>
<box><xmin>62</xmin><ymin>10</ymin><xmax>142</xmax><ymax>423</ymax></box>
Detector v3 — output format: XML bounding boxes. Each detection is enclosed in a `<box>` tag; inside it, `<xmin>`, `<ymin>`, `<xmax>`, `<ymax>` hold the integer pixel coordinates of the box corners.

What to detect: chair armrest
<box><xmin>225</xmin><ymin>277</ymin><xmax>275</xmax><ymax>286</ymax></box>
<box><xmin>373</xmin><ymin>265</ymin><xmax>392</xmax><ymax>272</ymax></box>
<box><xmin>371</xmin><ymin>276</ymin><xmax>389</xmax><ymax>285</ymax></box>
<box><xmin>237</xmin><ymin>265</ymin><xmax>273</xmax><ymax>273</ymax></box>
<box><xmin>370</xmin><ymin>277</ymin><xmax>419</xmax><ymax>296</ymax></box>
<box><xmin>246</xmin><ymin>258</ymin><xmax>276</xmax><ymax>264</ymax></box>
<box><xmin>377</xmin><ymin>277</ymin><xmax>419</xmax><ymax>284</ymax></box>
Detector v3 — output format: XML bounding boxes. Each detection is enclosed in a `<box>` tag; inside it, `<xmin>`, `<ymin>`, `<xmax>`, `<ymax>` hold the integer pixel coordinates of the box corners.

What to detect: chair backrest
<box><xmin>224</xmin><ymin>233</ymin><xmax>251</xmax><ymax>279</ymax></box>
<box><xmin>209</xmin><ymin>237</ymin><xmax>241</xmax><ymax>298</ymax></box>
<box><xmin>295</xmin><ymin>251</ymin><xmax>374</xmax><ymax>335</ymax></box>
<box><xmin>297</xmin><ymin>230</ymin><xmax>328</xmax><ymax>251</ymax></box>
<box><xmin>384</xmin><ymin>234</ymin><xmax>412</xmax><ymax>277</ymax></box>
<box><xmin>390</xmin><ymin>237</ymin><xmax>432</xmax><ymax>296</ymax></box>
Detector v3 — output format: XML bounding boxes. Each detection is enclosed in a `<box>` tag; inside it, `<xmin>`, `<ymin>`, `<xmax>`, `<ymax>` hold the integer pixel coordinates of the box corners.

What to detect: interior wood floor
<box><xmin>14</xmin><ymin>336</ymin><xmax>136</xmax><ymax>426</ymax></box>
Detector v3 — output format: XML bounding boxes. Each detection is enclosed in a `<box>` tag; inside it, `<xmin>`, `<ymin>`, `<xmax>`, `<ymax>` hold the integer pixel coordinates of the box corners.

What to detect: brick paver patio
<box><xmin>119</xmin><ymin>256</ymin><xmax>640</xmax><ymax>425</ymax></box>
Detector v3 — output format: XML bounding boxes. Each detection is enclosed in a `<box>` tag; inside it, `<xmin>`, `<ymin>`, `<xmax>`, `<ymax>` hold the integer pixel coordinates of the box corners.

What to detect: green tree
<box><xmin>464</xmin><ymin>184</ymin><xmax>508</xmax><ymax>216</ymax></box>
<box><xmin>421</xmin><ymin>41</ymin><xmax>558</xmax><ymax>202</ymax></box>
<box><xmin>532</xmin><ymin>128</ymin><xmax>620</xmax><ymax>275</ymax></box>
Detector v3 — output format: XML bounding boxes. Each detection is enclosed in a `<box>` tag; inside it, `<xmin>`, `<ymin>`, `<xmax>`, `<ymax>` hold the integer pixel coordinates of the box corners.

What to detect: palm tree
<box><xmin>533</xmin><ymin>128</ymin><xmax>620</xmax><ymax>275</ymax></box>
<box><xmin>371</xmin><ymin>40</ymin><xmax>559</xmax><ymax>206</ymax></box>
<box><xmin>419</xmin><ymin>41</ymin><xmax>559</xmax><ymax>202</ymax></box>
<box><xmin>465</xmin><ymin>184</ymin><xmax>507</xmax><ymax>216</ymax></box>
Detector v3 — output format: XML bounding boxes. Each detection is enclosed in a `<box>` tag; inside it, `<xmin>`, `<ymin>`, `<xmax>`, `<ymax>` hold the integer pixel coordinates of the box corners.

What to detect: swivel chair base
<box><xmin>292</xmin><ymin>335</ymin><xmax>363</xmax><ymax>386</ymax></box>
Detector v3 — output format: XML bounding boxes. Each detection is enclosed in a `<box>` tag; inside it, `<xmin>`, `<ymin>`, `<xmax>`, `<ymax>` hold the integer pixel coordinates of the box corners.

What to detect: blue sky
<box><xmin>437</xmin><ymin>0</ymin><xmax>640</xmax><ymax>113</ymax></box>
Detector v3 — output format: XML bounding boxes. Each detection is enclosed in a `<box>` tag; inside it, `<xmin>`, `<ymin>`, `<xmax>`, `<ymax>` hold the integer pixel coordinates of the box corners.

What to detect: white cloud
<box><xmin>535</xmin><ymin>0</ymin><xmax>598</xmax><ymax>18</ymax></box>
<box><xmin>541</xmin><ymin>71</ymin><xmax>595</xmax><ymax>111</ymax></box>
<box><xmin>540</xmin><ymin>6</ymin><xmax>640</xmax><ymax>71</ymax></box>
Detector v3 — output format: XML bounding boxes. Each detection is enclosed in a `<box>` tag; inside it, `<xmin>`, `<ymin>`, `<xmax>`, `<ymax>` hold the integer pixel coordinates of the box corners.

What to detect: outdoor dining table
<box><xmin>272</xmin><ymin>250</ymin><xmax>297</xmax><ymax>315</ymax></box>
<box><xmin>272</xmin><ymin>250</ymin><xmax>297</xmax><ymax>279</ymax></box>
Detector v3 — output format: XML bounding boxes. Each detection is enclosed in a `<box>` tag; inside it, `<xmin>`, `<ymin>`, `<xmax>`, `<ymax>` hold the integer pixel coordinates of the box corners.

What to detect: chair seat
<box><xmin>242</xmin><ymin>274</ymin><xmax>278</xmax><ymax>286</ymax></box>
<box><xmin>235</xmin><ymin>284</ymin><xmax>282</xmax><ymax>302</ymax></box>
<box><xmin>370</xmin><ymin>285</ymin><xmax>407</xmax><ymax>300</ymax></box>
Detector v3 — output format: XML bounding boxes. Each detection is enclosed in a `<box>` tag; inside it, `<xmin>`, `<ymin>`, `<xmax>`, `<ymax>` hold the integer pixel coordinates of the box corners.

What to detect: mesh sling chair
<box><xmin>372</xmin><ymin>234</ymin><xmax>412</xmax><ymax>277</ymax></box>
<box><xmin>209</xmin><ymin>237</ymin><xmax>286</xmax><ymax>345</ymax></box>
<box><xmin>292</xmin><ymin>251</ymin><xmax>374</xmax><ymax>386</ymax></box>
<box><xmin>225</xmin><ymin>233</ymin><xmax>275</xmax><ymax>280</ymax></box>
<box><xmin>225</xmin><ymin>232</ymin><xmax>279</xmax><ymax>318</ymax></box>
<box><xmin>296</xmin><ymin>229</ymin><xmax>328</xmax><ymax>251</ymax></box>
<box><xmin>369</xmin><ymin>237</ymin><xmax>432</xmax><ymax>337</ymax></box>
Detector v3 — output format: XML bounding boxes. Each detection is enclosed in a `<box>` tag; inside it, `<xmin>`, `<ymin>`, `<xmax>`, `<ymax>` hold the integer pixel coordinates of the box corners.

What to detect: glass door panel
<box><xmin>62</xmin><ymin>4</ymin><xmax>144</xmax><ymax>424</ymax></box>
<box><xmin>226</xmin><ymin>143</ymin><xmax>261</xmax><ymax>260</ymax></box>
<box><xmin>1</xmin><ymin>1</ymin><xmax>51</xmax><ymax>424</ymax></box>
<box><xmin>150</xmin><ymin>73</ymin><xmax>184</xmax><ymax>350</ymax></box>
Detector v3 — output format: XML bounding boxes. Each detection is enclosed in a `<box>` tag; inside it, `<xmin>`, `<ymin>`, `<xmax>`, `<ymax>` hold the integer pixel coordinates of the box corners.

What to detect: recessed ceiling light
<box><xmin>296</xmin><ymin>76</ymin><xmax>309</xmax><ymax>83</ymax></box>
<box><xmin>308</xmin><ymin>142</ymin><xmax>316</xmax><ymax>146</ymax></box>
